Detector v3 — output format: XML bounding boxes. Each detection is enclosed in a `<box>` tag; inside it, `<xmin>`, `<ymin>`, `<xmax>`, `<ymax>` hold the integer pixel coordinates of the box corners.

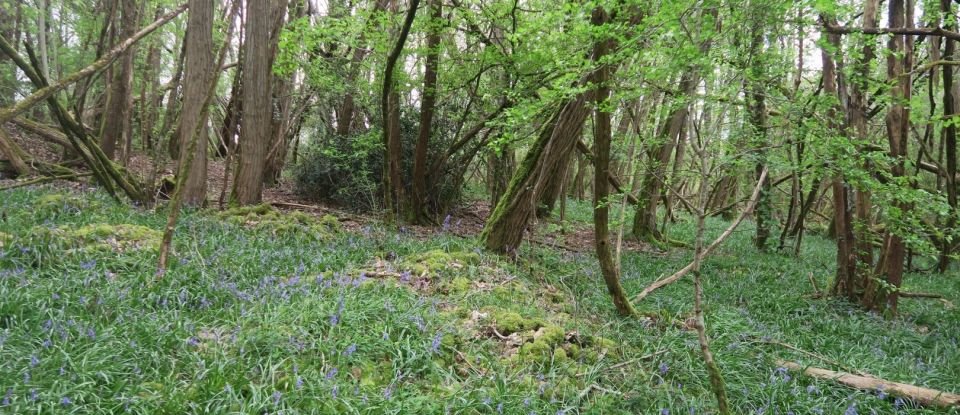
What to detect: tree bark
<box><xmin>590</xmin><ymin>6</ymin><xmax>635</xmax><ymax>317</ymax></box>
<box><xmin>411</xmin><ymin>0</ymin><xmax>441</xmax><ymax>224</ymax></box>
<box><xmin>381</xmin><ymin>0</ymin><xmax>420</xmax><ymax>221</ymax></box>
<box><xmin>99</xmin><ymin>0</ymin><xmax>138</xmax><ymax>161</ymax></box>
<box><xmin>864</xmin><ymin>0</ymin><xmax>910</xmax><ymax>314</ymax></box>
<box><xmin>175</xmin><ymin>0</ymin><xmax>213</xmax><ymax>206</ymax></box>
<box><xmin>231</xmin><ymin>0</ymin><xmax>277</xmax><ymax>205</ymax></box>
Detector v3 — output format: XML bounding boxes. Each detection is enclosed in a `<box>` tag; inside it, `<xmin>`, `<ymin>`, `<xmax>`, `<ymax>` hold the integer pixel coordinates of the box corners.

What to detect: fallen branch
<box><xmin>778</xmin><ymin>360</ymin><xmax>960</xmax><ymax>408</ymax></box>
<box><xmin>898</xmin><ymin>291</ymin><xmax>954</xmax><ymax>308</ymax></box>
<box><xmin>0</xmin><ymin>172</ymin><xmax>93</xmax><ymax>190</ymax></box>
<box><xmin>807</xmin><ymin>272</ymin><xmax>822</xmax><ymax>297</ymax></box>
<box><xmin>632</xmin><ymin>168</ymin><xmax>769</xmax><ymax>302</ymax></box>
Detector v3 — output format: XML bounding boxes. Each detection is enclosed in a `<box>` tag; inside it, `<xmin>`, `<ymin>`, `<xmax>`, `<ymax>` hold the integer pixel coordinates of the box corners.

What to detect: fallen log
<box><xmin>778</xmin><ymin>360</ymin><xmax>960</xmax><ymax>408</ymax></box>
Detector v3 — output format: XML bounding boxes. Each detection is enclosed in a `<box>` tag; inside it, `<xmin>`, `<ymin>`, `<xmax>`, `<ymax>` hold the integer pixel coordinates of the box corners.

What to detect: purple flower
<box><xmin>400</xmin><ymin>271</ymin><xmax>411</xmax><ymax>283</ymax></box>
<box><xmin>61</xmin><ymin>396</ymin><xmax>72</xmax><ymax>406</ymax></box>
<box><xmin>442</xmin><ymin>215</ymin><xmax>452</xmax><ymax>231</ymax></box>
<box><xmin>497</xmin><ymin>403</ymin><xmax>503</xmax><ymax>414</ymax></box>
<box><xmin>431</xmin><ymin>332</ymin><xmax>442</xmax><ymax>353</ymax></box>
<box><xmin>329</xmin><ymin>313</ymin><xmax>340</xmax><ymax>326</ymax></box>
<box><xmin>86</xmin><ymin>327</ymin><xmax>96</xmax><ymax>340</ymax></box>
<box><xmin>30</xmin><ymin>354</ymin><xmax>39</xmax><ymax>367</ymax></box>
<box><xmin>2</xmin><ymin>389</ymin><xmax>11</xmax><ymax>406</ymax></box>
<box><xmin>894</xmin><ymin>398</ymin><xmax>905</xmax><ymax>409</ymax></box>
<box><xmin>658</xmin><ymin>362</ymin><xmax>669</xmax><ymax>375</ymax></box>
<box><xmin>524</xmin><ymin>397</ymin><xmax>531</xmax><ymax>406</ymax></box>
<box><xmin>383</xmin><ymin>385</ymin><xmax>394</xmax><ymax>400</ymax></box>
<box><xmin>272</xmin><ymin>390</ymin><xmax>281</xmax><ymax>405</ymax></box>
<box><xmin>29</xmin><ymin>389</ymin><xmax>37</xmax><ymax>402</ymax></box>
<box><xmin>42</xmin><ymin>339</ymin><xmax>52</xmax><ymax>348</ymax></box>
<box><xmin>186</xmin><ymin>337</ymin><xmax>200</xmax><ymax>347</ymax></box>
<box><xmin>295</xmin><ymin>377</ymin><xmax>304</xmax><ymax>390</ymax></box>
<box><xmin>343</xmin><ymin>343</ymin><xmax>357</xmax><ymax>357</ymax></box>
<box><xmin>844</xmin><ymin>404</ymin><xmax>857</xmax><ymax>415</ymax></box>
<box><xmin>325</xmin><ymin>368</ymin><xmax>338</xmax><ymax>379</ymax></box>
<box><xmin>80</xmin><ymin>260</ymin><xmax>96</xmax><ymax>270</ymax></box>
<box><xmin>331</xmin><ymin>385</ymin><xmax>339</xmax><ymax>398</ymax></box>
<box><xmin>661</xmin><ymin>409</ymin><xmax>670</xmax><ymax>415</ymax></box>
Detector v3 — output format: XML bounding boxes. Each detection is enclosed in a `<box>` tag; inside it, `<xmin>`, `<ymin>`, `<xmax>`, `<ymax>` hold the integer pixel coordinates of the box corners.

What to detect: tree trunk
<box><xmin>820</xmin><ymin>14</ymin><xmax>859</xmax><ymax>300</ymax></box>
<box><xmin>176</xmin><ymin>0</ymin><xmax>213</xmax><ymax>207</ymax></box>
<box><xmin>590</xmin><ymin>6</ymin><xmax>635</xmax><ymax>316</ymax></box>
<box><xmin>381</xmin><ymin>0</ymin><xmax>420</xmax><ymax>221</ymax></box>
<box><xmin>939</xmin><ymin>0</ymin><xmax>958</xmax><ymax>272</ymax></box>
<box><xmin>99</xmin><ymin>0</ymin><xmax>138</xmax><ymax>161</ymax></box>
<box><xmin>482</xmin><ymin>97</ymin><xmax>589</xmax><ymax>254</ymax></box>
<box><xmin>231</xmin><ymin>0</ymin><xmax>276</xmax><ymax>206</ymax></box>
<box><xmin>410</xmin><ymin>0</ymin><xmax>441</xmax><ymax>224</ymax></box>
<box><xmin>864</xmin><ymin>0</ymin><xmax>910</xmax><ymax>314</ymax></box>
<box><xmin>263</xmin><ymin>0</ymin><xmax>302</xmax><ymax>187</ymax></box>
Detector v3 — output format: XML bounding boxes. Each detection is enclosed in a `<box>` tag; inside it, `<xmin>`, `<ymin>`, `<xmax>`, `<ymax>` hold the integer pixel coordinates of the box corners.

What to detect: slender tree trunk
<box><xmin>176</xmin><ymin>0</ymin><xmax>213</xmax><ymax>206</ymax></box>
<box><xmin>231</xmin><ymin>0</ymin><xmax>277</xmax><ymax>206</ymax></box>
<box><xmin>864</xmin><ymin>0</ymin><xmax>910</xmax><ymax>314</ymax></box>
<box><xmin>939</xmin><ymin>0</ymin><xmax>958</xmax><ymax>272</ymax></box>
<box><xmin>820</xmin><ymin>14</ymin><xmax>858</xmax><ymax>299</ymax></box>
<box><xmin>590</xmin><ymin>6</ymin><xmax>635</xmax><ymax>316</ymax></box>
<box><xmin>99</xmin><ymin>0</ymin><xmax>138</xmax><ymax>161</ymax></box>
<box><xmin>410</xmin><ymin>0</ymin><xmax>441</xmax><ymax>223</ymax></box>
<box><xmin>381</xmin><ymin>0</ymin><xmax>420</xmax><ymax>221</ymax></box>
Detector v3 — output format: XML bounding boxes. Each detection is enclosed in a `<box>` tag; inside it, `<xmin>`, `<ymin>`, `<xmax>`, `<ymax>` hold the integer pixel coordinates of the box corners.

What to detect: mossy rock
<box><xmin>403</xmin><ymin>249</ymin><xmax>481</xmax><ymax>276</ymax></box>
<box><xmin>36</xmin><ymin>193</ymin><xmax>99</xmax><ymax>218</ymax></box>
<box><xmin>216</xmin><ymin>204</ymin><xmax>340</xmax><ymax>240</ymax></box>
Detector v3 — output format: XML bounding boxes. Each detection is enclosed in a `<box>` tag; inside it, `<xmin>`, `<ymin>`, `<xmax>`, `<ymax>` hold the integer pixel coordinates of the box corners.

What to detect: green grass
<box><xmin>1</xmin><ymin>187</ymin><xmax>958</xmax><ymax>414</ymax></box>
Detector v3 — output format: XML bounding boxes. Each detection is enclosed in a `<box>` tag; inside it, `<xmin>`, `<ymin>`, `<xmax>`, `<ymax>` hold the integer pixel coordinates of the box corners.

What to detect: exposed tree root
<box><xmin>778</xmin><ymin>360</ymin><xmax>960</xmax><ymax>408</ymax></box>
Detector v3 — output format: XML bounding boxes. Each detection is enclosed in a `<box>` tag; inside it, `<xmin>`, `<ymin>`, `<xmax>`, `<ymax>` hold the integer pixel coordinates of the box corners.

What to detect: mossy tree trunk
<box><xmin>481</xmin><ymin>97</ymin><xmax>589</xmax><ymax>254</ymax></box>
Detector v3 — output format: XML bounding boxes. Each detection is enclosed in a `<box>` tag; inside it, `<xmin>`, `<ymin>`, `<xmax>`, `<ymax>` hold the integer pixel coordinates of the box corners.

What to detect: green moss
<box><xmin>403</xmin><ymin>249</ymin><xmax>480</xmax><ymax>276</ymax></box>
<box><xmin>552</xmin><ymin>347</ymin><xmax>568</xmax><ymax>364</ymax></box>
<box><xmin>25</xmin><ymin>223</ymin><xmax>162</xmax><ymax>254</ymax></box>
<box><xmin>0</xmin><ymin>232</ymin><xmax>9</xmax><ymax>248</ymax></box>
<box><xmin>535</xmin><ymin>325</ymin><xmax>566</xmax><ymax>346</ymax></box>
<box><xmin>492</xmin><ymin>310</ymin><xmax>541</xmax><ymax>335</ymax></box>
<box><xmin>518</xmin><ymin>339</ymin><xmax>552</xmax><ymax>363</ymax></box>
<box><xmin>36</xmin><ymin>193</ymin><xmax>99</xmax><ymax>218</ymax></box>
<box><xmin>215</xmin><ymin>205</ymin><xmax>340</xmax><ymax>240</ymax></box>
<box><xmin>449</xmin><ymin>276</ymin><xmax>471</xmax><ymax>294</ymax></box>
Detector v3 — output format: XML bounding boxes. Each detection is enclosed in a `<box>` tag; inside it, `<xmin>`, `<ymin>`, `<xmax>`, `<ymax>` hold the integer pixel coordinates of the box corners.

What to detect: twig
<box><xmin>632</xmin><ymin>167</ymin><xmax>769</xmax><ymax>302</ymax></box>
<box><xmin>807</xmin><ymin>272</ymin><xmax>822</xmax><ymax>297</ymax></box>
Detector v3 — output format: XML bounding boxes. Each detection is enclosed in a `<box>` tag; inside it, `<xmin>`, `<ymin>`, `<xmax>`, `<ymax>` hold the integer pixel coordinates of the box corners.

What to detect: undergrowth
<box><xmin>0</xmin><ymin>187</ymin><xmax>957</xmax><ymax>414</ymax></box>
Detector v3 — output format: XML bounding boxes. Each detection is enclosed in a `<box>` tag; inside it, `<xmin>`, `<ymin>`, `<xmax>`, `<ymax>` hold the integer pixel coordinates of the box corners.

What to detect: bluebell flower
<box><xmin>431</xmin><ymin>332</ymin><xmax>442</xmax><ymax>353</ymax></box>
<box><xmin>844</xmin><ymin>403</ymin><xmax>857</xmax><ymax>415</ymax></box>
<box><xmin>30</xmin><ymin>354</ymin><xmax>39</xmax><ymax>367</ymax></box>
<box><xmin>272</xmin><ymin>390</ymin><xmax>281</xmax><ymax>405</ymax></box>
<box><xmin>894</xmin><ymin>397</ymin><xmax>905</xmax><ymax>409</ymax></box>
<box><xmin>383</xmin><ymin>385</ymin><xmax>394</xmax><ymax>400</ymax></box>
<box><xmin>660</xmin><ymin>409</ymin><xmax>670</xmax><ymax>415</ymax></box>
<box><xmin>61</xmin><ymin>396</ymin><xmax>72</xmax><ymax>406</ymax></box>
<box><xmin>343</xmin><ymin>343</ymin><xmax>357</xmax><ymax>357</ymax></box>
<box><xmin>29</xmin><ymin>389</ymin><xmax>37</xmax><ymax>402</ymax></box>
<box><xmin>296</xmin><ymin>377</ymin><xmax>304</xmax><ymax>390</ymax></box>
<box><xmin>331</xmin><ymin>385</ymin><xmax>339</xmax><ymax>398</ymax></box>
<box><xmin>659</xmin><ymin>362</ymin><xmax>669</xmax><ymax>375</ymax></box>
<box><xmin>2</xmin><ymin>389</ymin><xmax>11</xmax><ymax>406</ymax></box>
<box><xmin>325</xmin><ymin>368</ymin><xmax>338</xmax><ymax>379</ymax></box>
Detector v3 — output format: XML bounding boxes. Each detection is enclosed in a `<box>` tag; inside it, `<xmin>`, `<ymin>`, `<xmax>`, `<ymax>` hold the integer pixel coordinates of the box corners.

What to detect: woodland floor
<box><xmin>2</xmin><ymin>125</ymin><xmax>960</xmax><ymax>414</ymax></box>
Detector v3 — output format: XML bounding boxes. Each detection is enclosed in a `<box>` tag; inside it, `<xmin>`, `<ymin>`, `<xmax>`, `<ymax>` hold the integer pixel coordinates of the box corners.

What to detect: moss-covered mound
<box><xmin>25</xmin><ymin>223</ymin><xmax>161</xmax><ymax>254</ymax></box>
<box><xmin>36</xmin><ymin>193</ymin><xmax>100</xmax><ymax>218</ymax></box>
<box><xmin>402</xmin><ymin>249</ymin><xmax>481</xmax><ymax>276</ymax></box>
<box><xmin>216</xmin><ymin>204</ymin><xmax>341</xmax><ymax>240</ymax></box>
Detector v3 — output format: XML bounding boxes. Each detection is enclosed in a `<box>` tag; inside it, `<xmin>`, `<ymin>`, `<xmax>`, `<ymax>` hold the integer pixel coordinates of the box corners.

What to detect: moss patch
<box><xmin>402</xmin><ymin>249</ymin><xmax>480</xmax><ymax>276</ymax></box>
<box><xmin>0</xmin><ymin>231</ymin><xmax>10</xmax><ymax>248</ymax></box>
<box><xmin>26</xmin><ymin>223</ymin><xmax>161</xmax><ymax>254</ymax></box>
<box><xmin>36</xmin><ymin>193</ymin><xmax>99</xmax><ymax>218</ymax></box>
<box><xmin>215</xmin><ymin>204</ymin><xmax>341</xmax><ymax>240</ymax></box>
